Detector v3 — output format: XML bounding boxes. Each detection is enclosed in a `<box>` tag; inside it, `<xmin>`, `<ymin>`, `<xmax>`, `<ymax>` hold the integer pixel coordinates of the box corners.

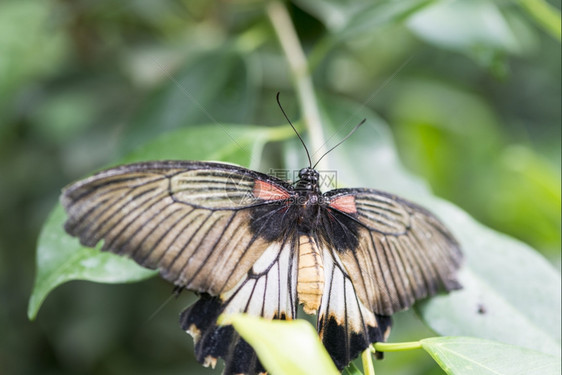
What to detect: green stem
<box><xmin>362</xmin><ymin>348</ymin><xmax>376</xmax><ymax>375</ymax></box>
<box><xmin>266</xmin><ymin>1</ymin><xmax>328</xmax><ymax>170</ymax></box>
<box><xmin>373</xmin><ymin>341</ymin><xmax>423</xmax><ymax>352</ymax></box>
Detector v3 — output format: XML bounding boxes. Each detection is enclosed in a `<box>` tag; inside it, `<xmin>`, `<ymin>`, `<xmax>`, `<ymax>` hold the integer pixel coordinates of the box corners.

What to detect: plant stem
<box><xmin>519</xmin><ymin>0</ymin><xmax>561</xmax><ymax>42</ymax></box>
<box><xmin>362</xmin><ymin>348</ymin><xmax>376</xmax><ymax>375</ymax></box>
<box><xmin>373</xmin><ymin>341</ymin><xmax>423</xmax><ymax>352</ymax></box>
<box><xmin>266</xmin><ymin>1</ymin><xmax>328</xmax><ymax>170</ymax></box>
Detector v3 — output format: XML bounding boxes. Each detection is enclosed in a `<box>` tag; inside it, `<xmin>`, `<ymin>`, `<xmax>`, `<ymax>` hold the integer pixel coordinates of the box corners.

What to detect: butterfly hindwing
<box><xmin>180</xmin><ymin>232</ymin><xmax>299</xmax><ymax>373</ymax></box>
<box><xmin>318</xmin><ymin>246</ymin><xmax>392</xmax><ymax>370</ymax></box>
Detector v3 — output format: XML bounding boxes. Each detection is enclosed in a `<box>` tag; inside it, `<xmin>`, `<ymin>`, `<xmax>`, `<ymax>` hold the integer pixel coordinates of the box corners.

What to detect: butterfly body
<box><xmin>61</xmin><ymin>160</ymin><xmax>462</xmax><ymax>374</ymax></box>
<box><xmin>252</xmin><ymin>167</ymin><xmax>354</xmax><ymax>315</ymax></box>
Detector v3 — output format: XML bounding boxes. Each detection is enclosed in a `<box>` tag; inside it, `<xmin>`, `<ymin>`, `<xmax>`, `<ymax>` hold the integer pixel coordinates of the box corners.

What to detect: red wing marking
<box><xmin>253</xmin><ymin>180</ymin><xmax>291</xmax><ymax>201</ymax></box>
<box><xmin>329</xmin><ymin>195</ymin><xmax>357</xmax><ymax>214</ymax></box>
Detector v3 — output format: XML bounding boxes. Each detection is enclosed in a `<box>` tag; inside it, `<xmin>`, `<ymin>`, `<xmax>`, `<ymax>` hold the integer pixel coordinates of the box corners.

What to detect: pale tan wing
<box><xmin>322</xmin><ymin>188</ymin><xmax>462</xmax><ymax>316</ymax></box>
<box><xmin>61</xmin><ymin>160</ymin><xmax>294</xmax><ymax>295</ymax></box>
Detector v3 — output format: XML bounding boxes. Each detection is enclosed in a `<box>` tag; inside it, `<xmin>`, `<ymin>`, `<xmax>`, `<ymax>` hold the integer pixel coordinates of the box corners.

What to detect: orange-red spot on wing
<box><xmin>253</xmin><ymin>180</ymin><xmax>290</xmax><ymax>201</ymax></box>
<box><xmin>329</xmin><ymin>195</ymin><xmax>357</xmax><ymax>214</ymax></box>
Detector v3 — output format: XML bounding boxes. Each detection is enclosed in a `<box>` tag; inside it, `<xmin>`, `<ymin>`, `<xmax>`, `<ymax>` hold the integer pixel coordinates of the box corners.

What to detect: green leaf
<box><xmin>294</xmin><ymin>0</ymin><xmax>434</xmax><ymax>34</ymax></box>
<box><xmin>407</xmin><ymin>1</ymin><xmax>522</xmax><ymax>53</ymax></box>
<box><xmin>28</xmin><ymin>124</ymin><xmax>293</xmax><ymax>320</ymax></box>
<box><xmin>27</xmin><ymin>206</ymin><xmax>157</xmax><ymax>320</ymax></box>
<box><xmin>119</xmin><ymin>123</ymin><xmax>292</xmax><ymax>170</ymax></box>
<box><xmin>338</xmin><ymin>0</ymin><xmax>435</xmax><ymax>39</ymax></box>
<box><xmin>121</xmin><ymin>49</ymin><xmax>258</xmax><ymax>152</ymax></box>
<box><xmin>406</xmin><ymin>1</ymin><xmax>523</xmax><ymax>74</ymax></box>
<box><xmin>312</xmin><ymin>95</ymin><xmax>561</xmax><ymax>356</ymax></box>
<box><xmin>343</xmin><ymin>362</ymin><xmax>363</xmax><ymax>375</ymax></box>
<box><xmin>421</xmin><ymin>337</ymin><xmax>562</xmax><ymax>375</ymax></box>
<box><xmin>301</xmin><ymin>0</ymin><xmax>435</xmax><ymax>68</ymax></box>
<box><xmin>221</xmin><ymin>314</ymin><xmax>340</xmax><ymax>375</ymax></box>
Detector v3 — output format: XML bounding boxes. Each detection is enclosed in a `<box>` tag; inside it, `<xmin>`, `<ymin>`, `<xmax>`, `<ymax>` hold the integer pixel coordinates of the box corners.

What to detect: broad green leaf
<box><xmin>421</xmin><ymin>337</ymin><xmax>561</xmax><ymax>375</ymax></box>
<box><xmin>406</xmin><ymin>1</ymin><xmax>529</xmax><ymax>73</ymax></box>
<box><xmin>119</xmin><ymin>123</ymin><xmax>293</xmax><ymax>171</ymax></box>
<box><xmin>338</xmin><ymin>0</ymin><xmax>434</xmax><ymax>39</ymax></box>
<box><xmin>27</xmin><ymin>206</ymin><xmax>157</xmax><ymax>321</ymax></box>
<box><xmin>294</xmin><ymin>0</ymin><xmax>434</xmax><ymax>34</ymax></box>
<box><xmin>299</xmin><ymin>0</ymin><xmax>435</xmax><ymax>68</ymax></box>
<box><xmin>309</xmin><ymin>95</ymin><xmax>561</xmax><ymax>356</ymax></box>
<box><xmin>221</xmin><ymin>314</ymin><xmax>339</xmax><ymax>375</ymax></box>
<box><xmin>494</xmin><ymin>145</ymin><xmax>561</xmax><ymax>251</ymax></box>
<box><xmin>121</xmin><ymin>49</ymin><xmax>258</xmax><ymax>152</ymax></box>
<box><xmin>28</xmin><ymin>124</ymin><xmax>293</xmax><ymax>320</ymax></box>
<box><xmin>407</xmin><ymin>1</ymin><xmax>521</xmax><ymax>53</ymax></box>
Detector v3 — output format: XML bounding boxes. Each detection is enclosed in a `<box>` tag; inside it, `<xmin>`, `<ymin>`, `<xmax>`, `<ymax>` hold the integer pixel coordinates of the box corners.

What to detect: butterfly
<box><xmin>60</xmin><ymin>96</ymin><xmax>462</xmax><ymax>374</ymax></box>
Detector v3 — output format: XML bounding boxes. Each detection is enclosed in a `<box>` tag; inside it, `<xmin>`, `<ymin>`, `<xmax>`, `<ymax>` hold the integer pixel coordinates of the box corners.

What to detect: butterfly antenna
<box><xmin>143</xmin><ymin>292</ymin><xmax>178</xmax><ymax>326</ymax></box>
<box><xmin>313</xmin><ymin>118</ymin><xmax>366</xmax><ymax>169</ymax></box>
<box><xmin>276</xmin><ymin>92</ymin><xmax>312</xmax><ymax>168</ymax></box>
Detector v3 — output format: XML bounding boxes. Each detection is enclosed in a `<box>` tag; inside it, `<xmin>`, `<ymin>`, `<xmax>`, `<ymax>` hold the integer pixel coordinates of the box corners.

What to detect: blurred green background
<box><xmin>1</xmin><ymin>0</ymin><xmax>560</xmax><ymax>374</ymax></box>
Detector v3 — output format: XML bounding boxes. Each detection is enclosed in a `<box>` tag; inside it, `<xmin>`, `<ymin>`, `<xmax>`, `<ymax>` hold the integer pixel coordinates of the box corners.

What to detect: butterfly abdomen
<box><xmin>297</xmin><ymin>234</ymin><xmax>324</xmax><ymax>314</ymax></box>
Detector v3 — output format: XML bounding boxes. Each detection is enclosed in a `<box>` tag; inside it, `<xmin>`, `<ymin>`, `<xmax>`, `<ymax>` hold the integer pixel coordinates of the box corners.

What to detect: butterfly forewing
<box><xmin>323</xmin><ymin>188</ymin><xmax>462</xmax><ymax>316</ymax></box>
<box><xmin>61</xmin><ymin>161</ymin><xmax>294</xmax><ymax>296</ymax></box>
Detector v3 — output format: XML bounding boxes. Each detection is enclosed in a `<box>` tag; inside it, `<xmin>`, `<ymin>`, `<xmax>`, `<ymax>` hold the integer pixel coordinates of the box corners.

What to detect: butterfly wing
<box><xmin>316</xmin><ymin>188</ymin><xmax>462</xmax><ymax>368</ymax></box>
<box><xmin>180</xmin><ymin>232</ymin><xmax>298</xmax><ymax>374</ymax></box>
<box><xmin>325</xmin><ymin>189</ymin><xmax>462</xmax><ymax>315</ymax></box>
<box><xmin>61</xmin><ymin>160</ymin><xmax>296</xmax><ymax>295</ymax></box>
<box><xmin>324</xmin><ymin>188</ymin><xmax>462</xmax><ymax>316</ymax></box>
<box><xmin>317</xmin><ymin>244</ymin><xmax>392</xmax><ymax>370</ymax></box>
<box><xmin>61</xmin><ymin>160</ymin><xmax>300</xmax><ymax>374</ymax></box>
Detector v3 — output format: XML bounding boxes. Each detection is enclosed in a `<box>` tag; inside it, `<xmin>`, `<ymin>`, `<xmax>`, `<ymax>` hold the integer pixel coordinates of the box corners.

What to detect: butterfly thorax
<box><xmin>294</xmin><ymin>167</ymin><xmax>320</xmax><ymax>194</ymax></box>
<box><xmin>293</xmin><ymin>167</ymin><xmax>324</xmax><ymax>231</ymax></box>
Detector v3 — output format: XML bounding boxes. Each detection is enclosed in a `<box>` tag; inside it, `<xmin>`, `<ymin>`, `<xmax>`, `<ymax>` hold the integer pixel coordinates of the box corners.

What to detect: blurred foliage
<box><xmin>1</xmin><ymin>0</ymin><xmax>560</xmax><ymax>374</ymax></box>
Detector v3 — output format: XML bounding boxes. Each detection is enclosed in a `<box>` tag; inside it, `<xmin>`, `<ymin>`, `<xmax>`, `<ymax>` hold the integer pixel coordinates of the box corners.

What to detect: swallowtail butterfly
<box><xmin>60</xmin><ymin>96</ymin><xmax>462</xmax><ymax>374</ymax></box>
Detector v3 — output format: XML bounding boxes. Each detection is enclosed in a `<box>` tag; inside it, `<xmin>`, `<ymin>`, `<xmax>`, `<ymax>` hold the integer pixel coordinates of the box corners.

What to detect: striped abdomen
<box><xmin>297</xmin><ymin>235</ymin><xmax>324</xmax><ymax>314</ymax></box>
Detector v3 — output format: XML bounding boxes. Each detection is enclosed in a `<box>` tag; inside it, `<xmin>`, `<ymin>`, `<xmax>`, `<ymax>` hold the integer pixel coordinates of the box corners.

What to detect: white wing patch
<box><xmin>317</xmin><ymin>247</ymin><xmax>392</xmax><ymax>370</ymax></box>
<box><xmin>221</xmin><ymin>238</ymin><xmax>298</xmax><ymax>320</ymax></box>
<box><xmin>320</xmin><ymin>248</ymin><xmax>378</xmax><ymax>332</ymax></box>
